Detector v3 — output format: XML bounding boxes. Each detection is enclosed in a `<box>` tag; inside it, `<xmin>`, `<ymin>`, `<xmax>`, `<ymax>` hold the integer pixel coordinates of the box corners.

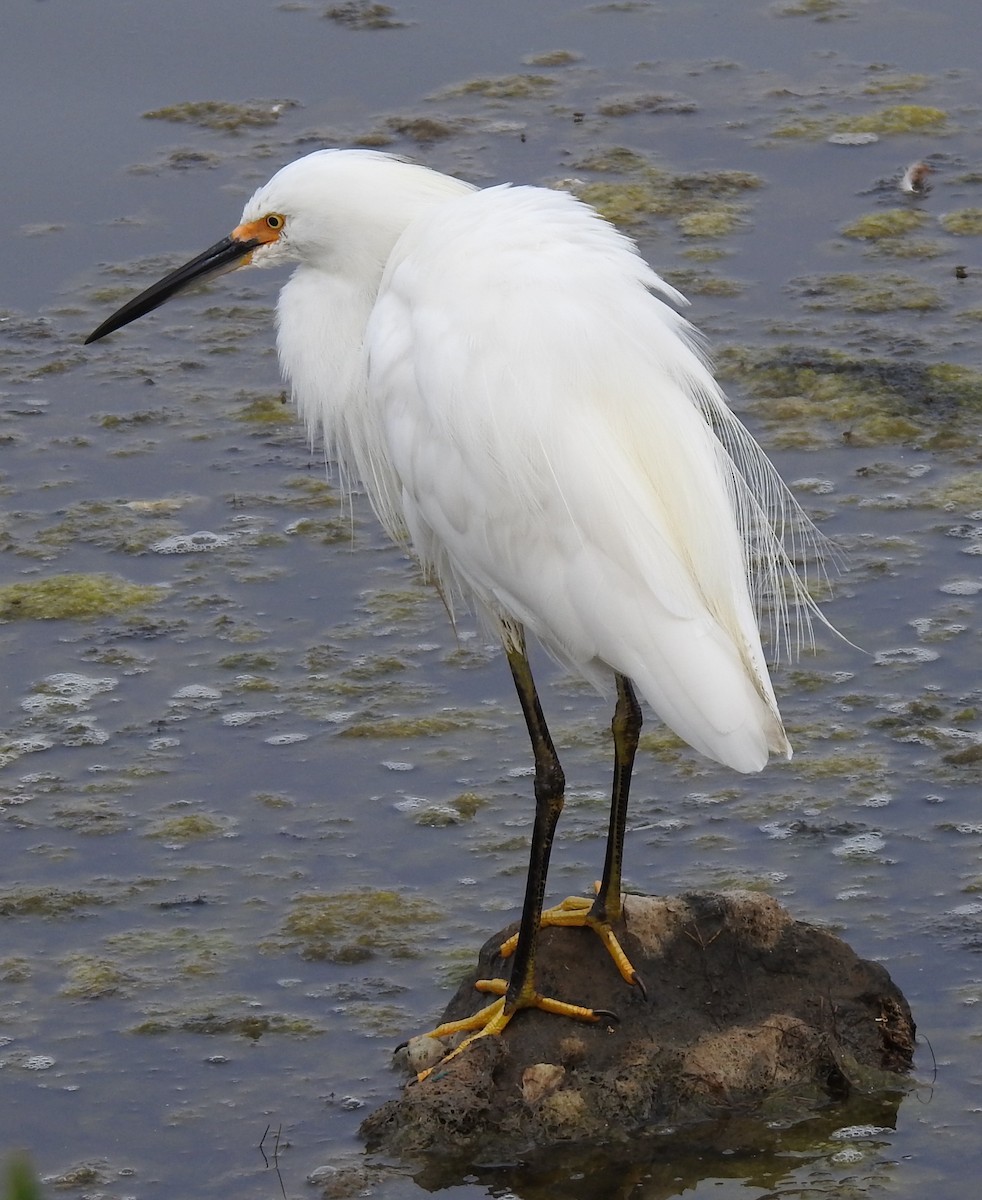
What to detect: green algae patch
<box><xmin>282</xmin><ymin>889</ymin><xmax>441</xmax><ymax>963</ymax></box>
<box><xmin>572</xmin><ymin>147</ymin><xmax>651</xmax><ymax>174</ymax></box>
<box><xmin>637</xmin><ymin>726</ymin><xmax>691</xmax><ymax>767</ymax></box>
<box><xmin>869</xmin><ymin>699</ymin><xmax>946</xmax><ymax>733</ymax></box>
<box><xmin>236</xmin><ymin>394</ymin><xmax>295</xmax><ymax>424</ymax></box>
<box><xmin>921</xmin><ymin>364</ymin><xmax>982</xmax><ymax>412</ymax></box>
<box><xmin>666</xmin><ymin>269</ymin><xmax>744</xmax><ymax>298</ymax></box>
<box><xmin>842</xmin><ymin>209</ymin><xmax>928</xmax><ymax>240</ymax></box>
<box><xmin>523</xmin><ymin>49</ymin><xmax>582</xmax><ymax>67</ymax></box>
<box><xmin>864</xmin><ymin>238</ymin><xmax>947</xmax><ymax>261</ymax></box>
<box><xmin>0</xmin><ymin>573</ymin><xmax>163</xmax><ymax>621</ymax></box>
<box><xmin>282</xmin><ymin>474</ymin><xmax>338</xmax><ymax>504</ymax></box>
<box><xmin>98</xmin><ymin>408</ymin><xmax>170</xmax><ymax>430</ymax></box>
<box><xmin>285</xmin><ymin>516</ymin><xmax>350</xmax><ymax>544</ymax></box>
<box><xmin>441</xmin><ymin>75</ymin><xmax>556</xmax><ymax>101</ymax></box>
<box><xmin>719</xmin><ymin>349</ymin><xmax>982</xmax><ymax>449</ymax></box>
<box><xmin>597</xmin><ymin>92</ymin><xmax>697</xmax><ymax>117</ymax></box>
<box><xmin>357</xmin><ymin>586</ymin><xmax>430</xmax><ymax>624</ymax></box>
<box><xmin>60</xmin><ymin>957</ymin><xmax>134</xmax><ymax>1000</ymax></box>
<box><xmin>0</xmin><ymin>888</ymin><xmax>108</xmax><ymax>918</ymax></box>
<box><xmin>343</xmin><ymin>1002</ymin><xmax>415</xmax><ymax>1037</ymax></box>
<box><xmin>221</xmin><ymin>478</ymin><xmax>340</xmax><ymax>516</ymax></box>
<box><xmin>407</xmin><ymin>791</ymin><xmax>492</xmax><ymax>826</ymax></box>
<box><xmin>232</xmin><ymin>675</ymin><xmax>277</xmax><ymax>693</ymax></box>
<box><xmin>796</xmin><ymin>273</ymin><xmax>943</xmax><ymax>314</ymax></box>
<box><xmin>0</xmin><ymin>957</ymin><xmax>32</xmax><ymax>983</ymax></box>
<box><xmin>451</xmin><ymin>791</ymin><xmax>487</xmax><ymax>820</ymax></box>
<box><xmin>786</xmin><ymin>668</ymin><xmax>845</xmax><ymax>694</ymax></box>
<box><xmin>794</xmin><ymin>750</ymin><xmax>888</xmax><ymax>782</ymax></box>
<box><xmin>340</xmin><ymin>654</ymin><xmax>410</xmax><ymax>682</ymax></box>
<box><xmin>52</xmin><ymin>800</ymin><xmax>128</xmax><ymax>837</ymax></box>
<box><xmin>105</xmin><ymin>927</ymin><xmax>235</xmax><ymax>977</ymax></box>
<box><xmin>143</xmin><ymin>99</ymin><xmax>296</xmax><ymax>131</ymax></box>
<box><xmin>940</xmin><ymin>209</ymin><xmax>982</xmax><ymax>236</ymax></box>
<box><xmin>325</xmin><ymin>3</ymin><xmax>409</xmax><ymax>29</ymax></box>
<box><xmin>338</xmin><ymin>713</ymin><xmax>477</xmax><ymax>738</ymax></box>
<box><xmin>945</xmin><ymin>744</ymin><xmax>982</xmax><ymax>769</ymax></box>
<box><xmin>571</xmin><ymin>181</ymin><xmax>668</xmax><ymax>227</ymax></box>
<box><xmin>132</xmin><ymin>1010</ymin><xmax>320</xmax><ymax>1038</ymax></box>
<box><xmin>571</xmin><ymin>161</ymin><xmax>762</xmax><ymax>231</ymax></box>
<box><xmin>254</xmin><ymin>790</ymin><xmax>295</xmax><ymax>809</ymax></box>
<box><xmin>146</xmin><ymin>813</ymin><xmax>228</xmax><ymax>841</ymax></box>
<box><xmin>30</xmin><ymin>499</ymin><xmax>181</xmax><ymax>556</ymax></box>
<box><xmin>863</xmin><ymin>73</ymin><xmax>931</xmax><ymax>95</ymax></box>
<box><xmin>845</xmin><ymin>104</ymin><xmax>948</xmax><ymax>135</ymax></box>
<box><xmin>919</xmin><ymin>469</ymin><xmax>982</xmax><ymax>511</ymax></box>
<box><xmin>384</xmin><ymin>115</ymin><xmax>461</xmax><ymax>143</ymax></box>
<box><xmin>42</xmin><ymin>1164</ymin><xmax>108</xmax><ymax>1190</ymax></box>
<box><xmin>851</xmin><ymin>413</ymin><xmax>927</xmax><ymax>443</ymax></box>
<box><xmin>773</xmin><ymin>104</ymin><xmax>948</xmax><ymax>140</ymax></box>
<box><xmin>677</xmin><ymin>204</ymin><xmax>748</xmax><ymax>239</ymax></box>
<box><xmin>776</xmin><ymin>0</ymin><xmax>849</xmax><ymax>16</ymax></box>
<box><xmin>769</xmin><ymin>116</ymin><xmax>834</xmax><ymax>140</ymax></box>
<box><xmin>218</xmin><ymin>650</ymin><xmax>279</xmax><ymax>672</ymax></box>
<box><xmin>680</xmin><ymin>246</ymin><xmax>730</xmax><ymax>264</ymax></box>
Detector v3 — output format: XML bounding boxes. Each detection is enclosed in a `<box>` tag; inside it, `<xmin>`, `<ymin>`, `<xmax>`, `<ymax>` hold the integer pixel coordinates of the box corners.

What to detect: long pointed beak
<box><xmin>84</xmin><ymin>233</ymin><xmax>260</xmax><ymax>344</ymax></box>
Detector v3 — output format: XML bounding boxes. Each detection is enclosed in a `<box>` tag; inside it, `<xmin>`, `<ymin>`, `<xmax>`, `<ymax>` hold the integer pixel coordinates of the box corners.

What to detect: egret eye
<box><xmin>265</xmin><ymin>213</ymin><xmax>285</xmax><ymax>231</ymax></box>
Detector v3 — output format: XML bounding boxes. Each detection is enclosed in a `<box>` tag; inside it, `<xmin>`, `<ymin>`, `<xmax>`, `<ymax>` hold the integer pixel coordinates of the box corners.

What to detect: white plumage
<box><xmin>242</xmin><ymin>150</ymin><xmax>821</xmax><ymax>772</ymax></box>
<box><xmin>86</xmin><ymin>148</ymin><xmax>828</xmax><ymax>1059</ymax></box>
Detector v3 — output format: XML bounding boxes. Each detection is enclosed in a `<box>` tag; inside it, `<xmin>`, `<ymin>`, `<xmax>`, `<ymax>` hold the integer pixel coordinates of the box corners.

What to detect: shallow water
<box><xmin>2</xmin><ymin>1</ymin><xmax>982</xmax><ymax>1197</ymax></box>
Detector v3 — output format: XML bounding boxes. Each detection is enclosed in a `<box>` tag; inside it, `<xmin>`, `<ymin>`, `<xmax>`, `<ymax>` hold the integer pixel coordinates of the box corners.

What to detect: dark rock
<box><xmin>361</xmin><ymin>891</ymin><xmax>914</xmax><ymax>1160</ymax></box>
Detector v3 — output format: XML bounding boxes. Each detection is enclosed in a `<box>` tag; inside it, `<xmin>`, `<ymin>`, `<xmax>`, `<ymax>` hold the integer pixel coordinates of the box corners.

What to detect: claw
<box><xmin>414</xmin><ymin>995</ymin><xmax>510</xmax><ymax>1083</ymax></box>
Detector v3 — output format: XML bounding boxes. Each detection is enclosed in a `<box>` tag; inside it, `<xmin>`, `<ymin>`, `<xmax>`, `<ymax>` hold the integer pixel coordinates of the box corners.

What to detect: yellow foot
<box><xmin>499</xmin><ymin>894</ymin><xmax>645</xmax><ymax>996</ymax></box>
<box><xmin>412</xmin><ymin>978</ymin><xmax>609</xmax><ymax>1085</ymax></box>
<box><xmin>407</xmin><ymin>891</ymin><xmax>641</xmax><ymax>1084</ymax></box>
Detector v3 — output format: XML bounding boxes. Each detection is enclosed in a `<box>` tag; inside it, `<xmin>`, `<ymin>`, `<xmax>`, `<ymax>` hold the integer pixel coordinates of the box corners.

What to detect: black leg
<box><xmin>411</xmin><ymin>657</ymin><xmax>637</xmax><ymax>1080</ymax></box>
<box><xmin>590</xmin><ymin>673</ymin><xmax>642</xmax><ymax>926</ymax></box>
<box><xmin>502</xmin><ymin>627</ymin><xmax>565</xmax><ymax>1011</ymax></box>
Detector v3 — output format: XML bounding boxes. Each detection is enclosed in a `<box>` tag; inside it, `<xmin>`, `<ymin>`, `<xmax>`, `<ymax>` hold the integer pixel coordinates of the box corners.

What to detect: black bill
<box><xmin>85</xmin><ymin>234</ymin><xmax>260</xmax><ymax>344</ymax></box>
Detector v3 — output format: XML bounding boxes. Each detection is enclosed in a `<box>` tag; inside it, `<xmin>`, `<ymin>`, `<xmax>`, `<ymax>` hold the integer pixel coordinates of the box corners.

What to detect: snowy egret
<box><xmin>86</xmin><ymin>149</ymin><xmax>826</xmax><ymax>1070</ymax></box>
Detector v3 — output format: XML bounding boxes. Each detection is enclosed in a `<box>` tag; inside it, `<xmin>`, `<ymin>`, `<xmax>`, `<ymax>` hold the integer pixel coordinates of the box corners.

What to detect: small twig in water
<box><xmin>258</xmin><ymin>1124</ymin><xmax>288</xmax><ymax>1200</ymax></box>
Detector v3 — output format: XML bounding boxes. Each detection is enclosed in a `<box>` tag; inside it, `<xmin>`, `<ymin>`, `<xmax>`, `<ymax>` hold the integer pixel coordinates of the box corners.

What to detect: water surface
<box><xmin>2</xmin><ymin>1</ymin><xmax>982</xmax><ymax>1197</ymax></box>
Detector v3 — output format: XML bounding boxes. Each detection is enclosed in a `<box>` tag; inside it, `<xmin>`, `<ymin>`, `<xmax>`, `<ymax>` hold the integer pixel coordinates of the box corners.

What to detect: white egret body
<box><xmin>87</xmin><ymin>149</ymin><xmax>824</xmax><ymax>1069</ymax></box>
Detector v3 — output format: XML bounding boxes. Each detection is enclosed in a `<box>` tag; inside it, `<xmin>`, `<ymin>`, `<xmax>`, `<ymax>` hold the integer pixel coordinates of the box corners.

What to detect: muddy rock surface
<box><xmin>361</xmin><ymin>891</ymin><xmax>915</xmax><ymax>1159</ymax></box>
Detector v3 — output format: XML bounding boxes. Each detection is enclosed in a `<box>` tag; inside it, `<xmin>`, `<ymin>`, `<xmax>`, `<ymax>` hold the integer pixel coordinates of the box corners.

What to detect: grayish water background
<box><xmin>2</xmin><ymin>1</ymin><xmax>981</xmax><ymax>1196</ymax></box>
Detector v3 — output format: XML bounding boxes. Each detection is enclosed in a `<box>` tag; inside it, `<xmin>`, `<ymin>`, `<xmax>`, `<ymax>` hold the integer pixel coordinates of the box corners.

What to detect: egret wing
<box><xmin>365</xmin><ymin>185</ymin><xmax>816</xmax><ymax>770</ymax></box>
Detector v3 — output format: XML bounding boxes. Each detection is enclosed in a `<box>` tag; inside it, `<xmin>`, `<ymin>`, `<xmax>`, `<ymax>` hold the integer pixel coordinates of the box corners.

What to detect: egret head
<box><xmin>85</xmin><ymin>150</ymin><xmax>474</xmax><ymax>345</ymax></box>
